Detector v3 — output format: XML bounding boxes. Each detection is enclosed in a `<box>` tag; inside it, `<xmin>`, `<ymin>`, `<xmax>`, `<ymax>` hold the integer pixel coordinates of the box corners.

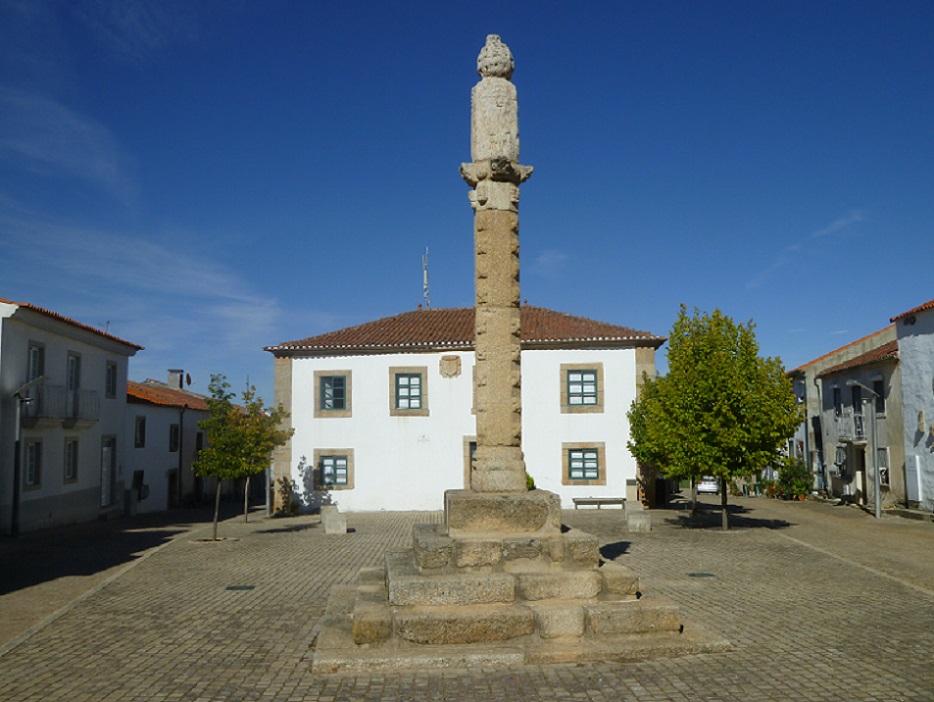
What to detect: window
<box><xmin>67</xmin><ymin>353</ymin><xmax>81</xmax><ymax>391</ymax></box>
<box><xmin>314</xmin><ymin>371</ymin><xmax>352</xmax><ymax>418</ymax></box>
<box><xmin>873</xmin><ymin>379</ymin><xmax>885</xmax><ymax>415</ymax></box>
<box><xmin>560</xmin><ymin>363</ymin><xmax>604</xmax><ymax>414</ymax></box>
<box><xmin>562</xmin><ymin>442</ymin><xmax>607</xmax><ymax>486</ymax></box>
<box><xmin>389</xmin><ymin>366</ymin><xmax>429</xmax><ymax>416</ymax></box>
<box><xmin>313</xmin><ymin>448</ymin><xmax>354</xmax><ymax>490</ymax></box>
<box><xmin>105</xmin><ymin>361</ymin><xmax>118</xmax><ymax>398</ymax></box>
<box><xmin>28</xmin><ymin>343</ymin><xmax>44</xmax><ymax>381</ymax></box>
<box><xmin>25</xmin><ymin>440</ymin><xmax>42</xmax><ymax>487</ymax></box>
<box><xmin>569</xmin><ymin>448</ymin><xmax>599</xmax><ymax>480</ymax></box>
<box><xmin>64</xmin><ymin>438</ymin><xmax>79</xmax><ymax>482</ymax></box>
<box><xmin>135</xmin><ymin>416</ymin><xmax>146</xmax><ymax>448</ymax></box>
<box><xmin>832</xmin><ymin>387</ymin><xmax>842</xmax><ymax>417</ymax></box>
<box><xmin>851</xmin><ymin>385</ymin><xmax>862</xmax><ymax>415</ymax></box>
<box><xmin>169</xmin><ymin>424</ymin><xmax>180</xmax><ymax>452</ymax></box>
<box><xmin>877</xmin><ymin>447</ymin><xmax>890</xmax><ymax>487</ymax></box>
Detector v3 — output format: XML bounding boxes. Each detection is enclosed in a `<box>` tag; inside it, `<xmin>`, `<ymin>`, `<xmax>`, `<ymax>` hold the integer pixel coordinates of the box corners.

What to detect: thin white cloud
<box><xmin>0</xmin><ymin>211</ymin><xmax>283</xmax><ymax>387</ymax></box>
<box><xmin>0</xmin><ymin>88</ymin><xmax>136</xmax><ymax>202</ymax></box>
<box><xmin>531</xmin><ymin>249</ymin><xmax>569</xmax><ymax>278</ymax></box>
<box><xmin>811</xmin><ymin>210</ymin><xmax>865</xmax><ymax>238</ymax></box>
<box><xmin>75</xmin><ymin>1</ymin><xmax>201</xmax><ymax>63</ymax></box>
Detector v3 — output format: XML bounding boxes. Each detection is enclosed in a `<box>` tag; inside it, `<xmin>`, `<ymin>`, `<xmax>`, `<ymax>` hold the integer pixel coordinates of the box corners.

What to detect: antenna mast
<box><xmin>422</xmin><ymin>247</ymin><xmax>431</xmax><ymax>308</ymax></box>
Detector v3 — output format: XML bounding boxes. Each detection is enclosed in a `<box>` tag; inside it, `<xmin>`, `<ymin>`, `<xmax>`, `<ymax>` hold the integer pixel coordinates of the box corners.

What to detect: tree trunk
<box><xmin>690</xmin><ymin>478</ymin><xmax>698</xmax><ymax>517</ymax></box>
<box><xmin>212</xmin><ymin>480</ymin><xmax>222</xmax><ymax>541</ymax></box>
<box><xmin>243</xmin><ymin>475</ymin><xmax>250</xmax><ymax>523</ymax></box>
<box><xmin>721</xmin><ymin>478</ymin><xmax>730</xmax><ymax>531</ymax></box>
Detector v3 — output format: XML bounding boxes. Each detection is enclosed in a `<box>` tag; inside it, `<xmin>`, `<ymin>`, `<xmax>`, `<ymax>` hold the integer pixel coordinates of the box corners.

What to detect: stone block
<box><xmin>352</xmin><ymin>585</ymin><xmax>392</xmax><ymax>644</ymax></box>
<box><xmin>394</xmin><ymin>604</ymin><xmax>534</xmax><ymax>644</ymax></box>
<box><xmin>453</xmin><ymin>538</ymin><xmax>503</xmax><ymax>568</ymax></box>
<box><xmin>413</xmin><ymin>524</ymin><xmax>452</xmax><ymax>570</ymax></box>
<box><xmin>626</xmin><ymin>510</ymin><xmax>651</xmax><ymax>533</ymax></box>
<box><xmin>599</xmin><ymin>561</ymin><xmax>639</xmax><ymax>597</ymax></box>
<box><xmin>321</xmin><ymin>507</ymin><xmax>347</xmax><ymax>534</ymax></box>
<box><xmin>543</xmin><ymin>536</ymin><xmax>566</xmax><ymax>563</ymax></box>
<box><xmin>386</xmin><ymin>551</ymin><xmax>515</xmax><ymax>606</ymax></box>
<box><xmin>586</xmin><ymin>597</ymin><xmax>681</xmax><ymax>636</ymax></box>
<box><xmin>563</xmin><ymin>532</ymin><xmax>601</xmax><ymax>568</ymax></box>
<box><xmin>445</xmin><ymin>489</ymin><xmax>562</xmax><ymax>537</ymax></box>
<box><xmin>531</xmin><ymin>603</ymin><xmax>585</xmax><ymax>639</ymax></box>
<box><xmin>516</xmin><ymin>571</ymin><xmax>602</xmax><ymax>601</ymax></box>
<box><xmin>502</xmin><ymin>537</ymin><xmax>544</xmax><ymax>561</ymax></box>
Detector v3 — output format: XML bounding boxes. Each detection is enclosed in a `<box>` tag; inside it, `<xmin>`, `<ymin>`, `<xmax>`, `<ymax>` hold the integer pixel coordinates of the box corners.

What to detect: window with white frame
<box><xmin>389</xmin><ymin>366</ymin><xmax>429</xmax><ymax>416</ymax></box>
<box><xmin>314</xmin><ymin>371</ymin><xmax>352</xmax><ymax>418</ymax></box>
<box><xmin>562</xmin><ymin>442</ymin><xmax>607</xmax><ymax>485</ymax></box>
<box><xmin>877</xmin><ymin>447</ymin><xmax>890</xmax><ymax>487</ymax></box>
<box><xmin>64</xmin><ymin>438</ymin><xmax>79</xmax><ymax>482</ymax></box>
<box><xmin>561</xmin><ymin>363</ymin><xmax>604</xmax><ymax>414</ymax></box>
<box><xmin>105</xmin><ymin>361</ymin><xmax>118</xmax><ymax>399</ymax></box>
<box><xmin>873</xmin><ymin>379</ymin><xmax>885</xmax><ymax>415</ymax></box>
<box><xmin>25</xmin><ymin>440</ymin><xmax>42</xmax><ymax>487</ymax></box>
<box><xmin>28</xmin><ymin>343</ymin><xmax>44</xmax><ymax>381</ymax></box>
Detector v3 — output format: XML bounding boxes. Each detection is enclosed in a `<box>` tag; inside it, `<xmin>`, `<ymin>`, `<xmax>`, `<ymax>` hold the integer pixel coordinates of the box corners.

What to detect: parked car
<box><xmin>697</xmin><ymin>476</ymin><xmax>719</xmax><ymax>494</ymax></box>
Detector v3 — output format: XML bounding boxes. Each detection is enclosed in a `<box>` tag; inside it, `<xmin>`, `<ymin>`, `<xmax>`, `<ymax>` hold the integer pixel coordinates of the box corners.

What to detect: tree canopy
<box><xmin>193</xmin><ymin>375</ymin><xmax>293</xmax><ymax>539</ymax></box>
<box><xmin>628</xmin><ymin>305</ymin><xmax>803</xmax><ymax>529</ymax></box>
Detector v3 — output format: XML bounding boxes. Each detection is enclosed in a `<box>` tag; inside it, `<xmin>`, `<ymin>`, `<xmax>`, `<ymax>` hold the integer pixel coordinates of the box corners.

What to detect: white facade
<box><xmin>894</xmin><ymin>303</ymin><xmax>934</xmax><ymax>510</ymax></box>
<box><xmin>0</xmin><ymin>300</ymin><xmax>140</xmax><ymax>534</ymax></box>
<box><xmin>286</xmin><ymin>346</ymin><xmax>641</xmax><ymax>511</ymax></box>
<box><xmin>125</xmin><ymin>379</ymin><xmax>210</xmax><ymax>514</ymax></box>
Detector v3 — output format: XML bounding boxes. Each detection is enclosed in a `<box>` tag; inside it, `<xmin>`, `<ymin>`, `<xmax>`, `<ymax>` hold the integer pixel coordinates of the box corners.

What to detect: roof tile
<box><xmin>265</xmin><ymin>306</ymin><xmax>664</xmax><ymax>355</ymax></box>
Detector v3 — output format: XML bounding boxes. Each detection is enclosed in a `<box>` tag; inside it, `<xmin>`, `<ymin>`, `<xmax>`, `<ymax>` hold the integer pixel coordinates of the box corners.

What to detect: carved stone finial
<box><xmin>477</xmin><ymin>34</ymin><xmax>514</xmax><ymax>80</ymax></box>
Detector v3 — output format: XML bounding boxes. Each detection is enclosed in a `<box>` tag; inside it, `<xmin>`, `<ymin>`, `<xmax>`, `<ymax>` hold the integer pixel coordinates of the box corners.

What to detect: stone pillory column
<box><xmin>460</xmin><ymin>35</ymin><xmax>533</xmax><ymax>494</ymax></box>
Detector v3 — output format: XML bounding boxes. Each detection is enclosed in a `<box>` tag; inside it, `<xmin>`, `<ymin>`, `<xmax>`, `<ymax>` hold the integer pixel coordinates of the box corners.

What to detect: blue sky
<box><xmin>2</xmin><ymin>1</ymin><xmax>932</xmax><ymax>404</ymax></box>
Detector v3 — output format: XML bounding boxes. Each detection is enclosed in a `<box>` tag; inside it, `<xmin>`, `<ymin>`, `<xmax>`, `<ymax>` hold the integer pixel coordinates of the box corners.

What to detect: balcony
<box><xmin>836</xmin><ymin>407</ymin><xmax>866</xmax><ymax>443</ymax></box>
<box><xmin>20</xmin><ymin>384</ymin><xmax>100</xmax><ymax>429</ymax></box>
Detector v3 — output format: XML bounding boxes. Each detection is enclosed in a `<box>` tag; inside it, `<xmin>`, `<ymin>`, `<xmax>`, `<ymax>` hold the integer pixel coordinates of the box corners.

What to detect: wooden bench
<box><xmin>572</xmin><ymin>497</ymin><xmax>625</xmax><ymax>509</ymax></box>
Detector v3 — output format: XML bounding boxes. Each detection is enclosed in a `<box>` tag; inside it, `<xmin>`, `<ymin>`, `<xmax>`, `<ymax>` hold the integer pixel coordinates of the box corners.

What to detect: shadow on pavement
<box><xmin>661</xmin><ymin>500</ymin><xmax>792</xmax><ymax>530</ymax></box>
<box><xmin>0</xmin><ymin>506</ymin><xmax>228</xmax><ymax>595</ymax></box>
<box><xmin>600</xmin><ymin>541</ymin><xmax>631</xmax><ymax>560</ymax></box>
<box><xmin>256</xmin><ymin>521</ymin><xmax>318</xmax><ymax>534</ymax></box>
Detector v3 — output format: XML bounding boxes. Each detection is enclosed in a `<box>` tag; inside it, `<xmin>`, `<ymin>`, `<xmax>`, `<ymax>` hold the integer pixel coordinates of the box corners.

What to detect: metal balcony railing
<box><xmin>20</xmin><ymin>384</ymin><xmax>100</xmax><ymax>424</ymax></box>
<box><xmin>836</xmin><ymin>407</ymin><xmax>866</xmax><ymax>442</ymax></box>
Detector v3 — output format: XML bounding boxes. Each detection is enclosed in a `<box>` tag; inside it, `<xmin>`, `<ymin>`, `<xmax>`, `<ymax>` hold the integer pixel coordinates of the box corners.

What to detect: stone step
<box><xmin>386</xmin><ymin>551</ymin><xmax>516</xmax><ymax>606</ymax></box>
<box><xmin>394</xmin><ymin>603</ymin><xmax>535</xmax><ymax>644</ymax></box>
<box><xmin>585</xmin><ymin>595</ymin><xmax>682</xmax><ymax>636</ymax></box>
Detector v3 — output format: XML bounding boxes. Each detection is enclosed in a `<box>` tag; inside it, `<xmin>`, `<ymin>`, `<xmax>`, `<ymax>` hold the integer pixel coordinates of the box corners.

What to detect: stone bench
<box><xmin>572</xmin><ymin>497</ymin><xmax>625</xmax><ymax>510</ymax></box>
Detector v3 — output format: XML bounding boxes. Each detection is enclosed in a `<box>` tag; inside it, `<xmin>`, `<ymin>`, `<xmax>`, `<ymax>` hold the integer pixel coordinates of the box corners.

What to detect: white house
<box><xmin>891</xmin><ymin>298</ymin><xmax>934</xmax><ymax>511</ymax></box>
<box><xmin>126</xmin><ymin>372</ymin><xmax>211</xmax><ymax>513</ymax></box>
<box><xmin>265</xmin><ymin>306</ymin><xmax>663</xmax><ymax>511</ymax></box>
<box><xmin>0</xmin><ymin>297</ymin><xmax>142</xmax><ymax>534</ymax></box>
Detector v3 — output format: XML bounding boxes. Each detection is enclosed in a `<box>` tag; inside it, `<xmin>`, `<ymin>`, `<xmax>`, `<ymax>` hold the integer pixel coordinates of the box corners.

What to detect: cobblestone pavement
<box><xmin>1</xmin><ymin>497</ymin><xmax>932</xmax><ymax>701</ymax></box>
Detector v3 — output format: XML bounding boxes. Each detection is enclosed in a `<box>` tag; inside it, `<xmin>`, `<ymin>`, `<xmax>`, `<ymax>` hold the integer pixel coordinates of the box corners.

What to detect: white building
<box><xmin>892</xmin><ymin>298</ymin><xmax>934</xmax><ymax>511</ymax></box>
<box><xmin>265</xmin><ymin>306</ymin><xmax>663</xmax><ymax>511</ymax></box>
<box><xmin>0</xmin><ymin>298</ymin><xmax>142</xmax><ymax>534</ymax></box>
<box><xmin>126</xmin><ymin>372</ymin><xmax>211</xmax><ymax>513</ymax></box>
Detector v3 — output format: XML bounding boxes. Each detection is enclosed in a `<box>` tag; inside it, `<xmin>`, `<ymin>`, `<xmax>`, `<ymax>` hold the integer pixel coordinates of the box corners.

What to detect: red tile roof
<box><xmin>265</xmin><ymin>306</ymin><xmax>665</xmax><ymax>355</ymax></box>
<box><xmin>127</xmin><ymin>380</ymin><xmax>210</xmax><ymax>411</ymax></box>
<box><xmin>0</xmin><ymin>297</ymin><xmax>143</xmax><ymax>350</ymax></box>
<box><xmin>816</xmin><ymin>340</ymin><xmax>899</xmax><ymax>378</ymax></box>
<box><xmin>891</xmin><ymin>298</ymin><xmax>934</xmax><ymax>322</ymax></box>
<box><xmin>788</xmin><ymin>325</ymin><xmax>894</xmax><ymax>373</ymax></box>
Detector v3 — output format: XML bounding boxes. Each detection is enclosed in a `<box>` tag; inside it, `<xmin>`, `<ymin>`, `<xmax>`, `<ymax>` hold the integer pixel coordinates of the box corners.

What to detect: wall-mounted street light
<box><xmin>846</xmin><ymin>379</ymin><xmax>881</xmax><ymax>519</ymax></box>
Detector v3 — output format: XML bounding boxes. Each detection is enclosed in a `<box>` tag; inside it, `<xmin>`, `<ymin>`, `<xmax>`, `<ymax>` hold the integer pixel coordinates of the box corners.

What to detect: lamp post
<box><xmin>10</xmin><ymin>375</ymin><xmax>44</xmax><ymax>536</ymax></box>
<box><xmin>846</xmin><ymin>379</ymin><xmax>881</xmax><ymax>519</ymax></box>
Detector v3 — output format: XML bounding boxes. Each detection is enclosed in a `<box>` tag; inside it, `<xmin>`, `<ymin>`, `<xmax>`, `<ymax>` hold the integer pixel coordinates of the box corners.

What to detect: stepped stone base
<box><xmin>310</xmin><ymin>488</ymin><xmax>729</xmax><ymax>673</ymax></box>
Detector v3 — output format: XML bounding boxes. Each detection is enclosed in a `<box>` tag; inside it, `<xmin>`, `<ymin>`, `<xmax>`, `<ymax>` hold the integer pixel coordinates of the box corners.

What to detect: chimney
<box><xmin>167</xmin><ymin>369</ymin><xmax>184</xmax><ymax>389</ymax></box>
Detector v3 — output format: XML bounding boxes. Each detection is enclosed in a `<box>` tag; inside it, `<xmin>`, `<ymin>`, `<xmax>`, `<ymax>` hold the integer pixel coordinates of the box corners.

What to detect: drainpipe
<box><xmin>177</xmin><ymin>404</ymin><xmax>187</xmax><ymax>508</ymax></box>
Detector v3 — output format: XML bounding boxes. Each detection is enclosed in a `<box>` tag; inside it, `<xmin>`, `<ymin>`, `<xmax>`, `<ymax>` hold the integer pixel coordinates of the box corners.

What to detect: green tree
<box><xmin>193</xmin><ymin>375</ymin><xmax>294</xmax><ymax>540</ymax></box>
<box><xmin>627</xmin><ymin>305</ymin><xmax>803</xmax><ymax>530</ymax></box>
